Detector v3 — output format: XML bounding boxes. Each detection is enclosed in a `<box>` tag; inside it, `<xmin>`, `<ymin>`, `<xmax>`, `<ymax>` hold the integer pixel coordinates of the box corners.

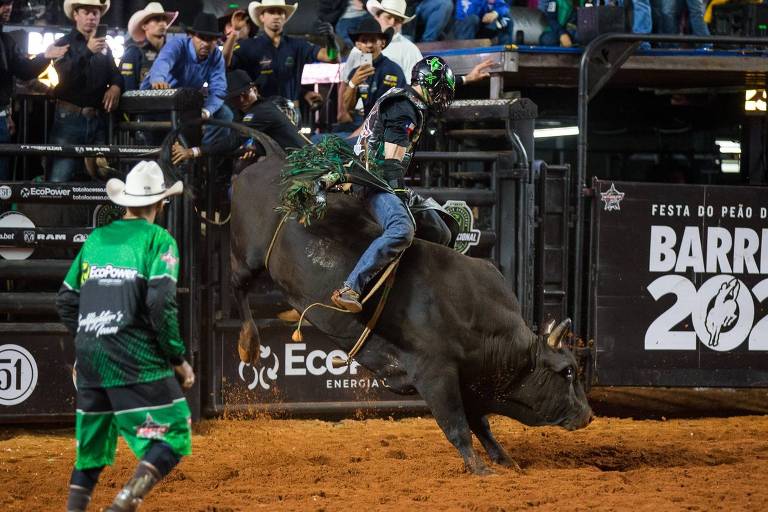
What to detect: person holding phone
<box><xmin>342</xmin><ymin>18</ymin><xmax>405</xmax><ymax>128</ymax></box>
<box><xmin>51</xmin><ymin>0</ymin><xmax>122</xmax><ymax>182</ymax></box>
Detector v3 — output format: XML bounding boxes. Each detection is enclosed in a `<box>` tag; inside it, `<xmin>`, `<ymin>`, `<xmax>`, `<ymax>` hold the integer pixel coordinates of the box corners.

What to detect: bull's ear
<box><xmin>547</xmin><ymin>318</ymin><xmax>571</xmax><ymax>350</ymax></box>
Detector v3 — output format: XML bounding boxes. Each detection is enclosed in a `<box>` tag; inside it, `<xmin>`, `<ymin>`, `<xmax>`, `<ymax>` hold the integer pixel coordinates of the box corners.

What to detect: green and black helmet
<box><xmin>411</xmin><ymin>56</ymin><xmax>456</xmax><ymax>113</ymax></box>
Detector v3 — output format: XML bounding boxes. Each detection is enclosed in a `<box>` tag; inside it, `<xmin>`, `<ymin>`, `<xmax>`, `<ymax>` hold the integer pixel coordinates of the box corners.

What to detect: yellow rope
<box><xmin>264</xmin><ymin>212</ymin><xmax>290</xmax><ymax>271</ymax></box>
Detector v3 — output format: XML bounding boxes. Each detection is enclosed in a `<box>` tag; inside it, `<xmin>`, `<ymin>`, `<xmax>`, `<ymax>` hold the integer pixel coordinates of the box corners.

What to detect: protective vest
<box><xmin>353</xmin><ymin>86</ymin><xmax>428</xmax><ymax>173</ymax></box>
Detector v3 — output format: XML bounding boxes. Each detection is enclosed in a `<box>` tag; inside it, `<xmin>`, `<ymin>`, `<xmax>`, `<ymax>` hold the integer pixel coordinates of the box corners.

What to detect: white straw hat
<box><xmin>106</xmin><ymin>161</ymin><xmax>183</xmax><ymax>208</ymax></box>
<box><xmin>366</xmin><ymin>0</ymin><xmax>414</xmax><ymax>23</ymax></box>
<box><xmin>127</xmin><ymin>2</ymin><xmax>178</xmax><ymax>43</ymax></box>
<box><xmin>63</xmin><ymin>0</ymin><xmax>110</xmax><ymax>20</ymax></box>
<box><xmin>248</xmin><ymin>0</ymin><xmax>298</xmax><ymax>27</ymax></box>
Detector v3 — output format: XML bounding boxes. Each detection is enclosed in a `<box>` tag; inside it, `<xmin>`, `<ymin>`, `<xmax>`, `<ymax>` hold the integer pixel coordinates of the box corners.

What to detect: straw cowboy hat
<box><xmin>127</xmin><ymin>2</ymin><xmax>178</xmax><ymax>42</ymax></box>
<box><xmin>366</xmin><ymin>0</ymin><xmax>414</xmax><ymax>23</ymax></box>
<box><xmin>248</xmin><ymin>0</ymin><xmax>298</xmax><ymax>26</ymax></box>
<box><xmin>63</xmin><ymin>0</ymin><xmax>110</xmax><ymax>20</ymax></box>
<box><xmin>106</xmin><ymin>161</ymin><xmax>183</xmax><ymax>208</ymax></box>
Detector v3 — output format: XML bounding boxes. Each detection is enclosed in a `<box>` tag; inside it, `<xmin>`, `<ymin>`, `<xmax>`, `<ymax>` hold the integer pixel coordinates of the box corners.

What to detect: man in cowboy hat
<box><xmin>171</xmin><ymin>68</ymin><xmax>308</xmax><ymax>166</ymax></box>
<box><xmin>120</xmin><ymin>2</ymin><xmax>177</xmax><ymax>91</ymax></box>
<box><xmin>230</xmin><ymin>0</ymin><xmax>339</xmax><ymax>108</ymax></box>
<box><xmin>57</xmin><ymin>160</ymin><xmax>194</xmax><ymax>512</ymax></box>
<box><xmin>142</xmin><ymin>12</ymin><xmax>232</xmax><ymax>146</ymax></box>
<box><xmin>50</xmin><ymin>0</ymin><xmax>122</xmax><ymax>182</ymax></box>
<box><xmin>342</xmin><ymin>17</ymin><xmax>405</xmax><ymax>120</ymax></box>
<box><xmin>0</xmin><ymin>0</ymin><xmax>68</xmax><ymax>180</ymax></box>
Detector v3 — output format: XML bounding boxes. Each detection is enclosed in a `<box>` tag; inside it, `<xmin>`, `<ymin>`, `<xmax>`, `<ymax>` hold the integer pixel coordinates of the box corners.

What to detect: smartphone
<box><xmin>361</xmin><ymin>53</ymin><xmax>373</xmax><ymax>67</ymax></box>
<box><xmin>95</xmin><ymin>24</ymin><xmax>107</xmax><ymax>38</ymax></box>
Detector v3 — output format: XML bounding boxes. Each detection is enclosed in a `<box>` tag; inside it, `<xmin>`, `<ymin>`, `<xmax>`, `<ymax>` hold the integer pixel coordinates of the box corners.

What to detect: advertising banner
<box><xmin>592</xmin><ymin>179</ymin><xmax>768</xmax><ymax>386</ymax></box>
<box><xmin>217</xmin><ymin>324</ymin><xmax>424</xmax><ymax>411</ymax></box>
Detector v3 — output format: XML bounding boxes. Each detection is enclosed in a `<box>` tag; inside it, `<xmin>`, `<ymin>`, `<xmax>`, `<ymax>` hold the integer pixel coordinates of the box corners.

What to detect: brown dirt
<box><xmin>2</xmin><ymin>406</ymin><xmax>768</xmax><ymax>511</ymax></box>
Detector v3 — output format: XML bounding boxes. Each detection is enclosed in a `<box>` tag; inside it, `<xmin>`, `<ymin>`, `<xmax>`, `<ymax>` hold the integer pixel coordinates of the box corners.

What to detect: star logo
<box><xmin>160</xmin><ymin>246</ymin><xmax>178</xmax><ymax>270</ymax></box>
<box><xmin>135</xmin><ymin>413</ymin><xmax>170</xmax><ymax>440</ymax></box>
<box><xmin>600</xmin><ymin>183</ymin><xmax>625</xmax><ymax>211</ymax></box>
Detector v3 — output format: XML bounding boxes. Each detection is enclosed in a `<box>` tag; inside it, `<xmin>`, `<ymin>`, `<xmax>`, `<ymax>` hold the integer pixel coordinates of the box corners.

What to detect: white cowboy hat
<box><xmin>106</xmin><ymin>161</ymin><xmax>183</xmax><ymax>208</ymax></box>
<box><xmin>127</xmin><ymin>2</ymin><xmax>178</xmax><ymax>43</ymax></box>
<box><xmin>63</xmin><ymin>0</ymin><xmax>110</xmax><ymax>20</ymax></box>
<box><xmin>366</xmin><ymin>0</ymin><xmax>414</xmax><ymax>23</ymax></box>
<box><xmin>248</xmin><ymin>0</ymin><xmax>297</xmax><ymax>27</ymax></box>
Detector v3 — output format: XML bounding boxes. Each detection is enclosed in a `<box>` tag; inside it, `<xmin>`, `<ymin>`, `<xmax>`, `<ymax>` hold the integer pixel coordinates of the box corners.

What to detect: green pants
<box><xmin>75</xmin><ymin>376</ymin><xmax>192</xmax><ymax>470</ymax></box>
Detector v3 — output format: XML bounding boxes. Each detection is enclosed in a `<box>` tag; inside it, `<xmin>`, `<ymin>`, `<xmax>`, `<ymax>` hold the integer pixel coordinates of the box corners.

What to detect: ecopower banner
<box><xmin>592</xmin><ymin>180</ymin><xmax>768</xmax><ymax>386</ymax></box>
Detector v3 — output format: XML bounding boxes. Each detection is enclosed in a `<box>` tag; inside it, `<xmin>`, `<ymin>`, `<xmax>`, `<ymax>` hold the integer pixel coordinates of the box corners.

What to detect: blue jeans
<box><xmin>416</xmin><ymin>0</ymin><xmax>453</xmax><ymax>42</ymax></box>
<box><xmin>454</xmin><ymin>14</ymin><xmax>515</xmax><ymax>45</ymax></box>
<box><xmin>335</xmin><ymin>14</ymin><xmax>374</xmax><ymax>48</ymax></box>
<box><xmin>203</xmin><ymin>104</ymin><xmax>234</xmax><ymax>147</ymax></box>
<box><xmin>49</xmin><ymin>108</ymin><xmax>106</xmax><ymax>182</ymax></box>
<box><xmin>659</xmin><ymin>0</ymin><xmax>710</xmax><ymax>36</ymax></box>
<box><xmin>344</xmin><ymin>190</ymin><xmax>414</xmax><ymax>294</ymax></box>
<box><xmin>0</xmin><ymin>116</ymin><xmax>10</xmax><ymax>181</ymax></box>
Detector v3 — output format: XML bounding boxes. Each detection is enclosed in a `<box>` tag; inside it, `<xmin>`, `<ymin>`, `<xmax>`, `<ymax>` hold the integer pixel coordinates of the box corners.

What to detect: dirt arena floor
<box><xmin>1</xmin><ymin>388</ymin><xmax>768</xmax><ymax>511</ymax></box>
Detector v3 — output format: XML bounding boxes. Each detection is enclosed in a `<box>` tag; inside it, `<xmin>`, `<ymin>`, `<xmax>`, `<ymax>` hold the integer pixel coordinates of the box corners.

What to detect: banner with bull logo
<box><xmin>592</xmin><ymin>179</ymin><xmax>768</xmax><ymax>387</ymax></box>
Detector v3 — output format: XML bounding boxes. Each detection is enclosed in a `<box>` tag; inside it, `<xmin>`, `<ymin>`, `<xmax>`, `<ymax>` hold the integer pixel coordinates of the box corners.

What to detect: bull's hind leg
<box><xmin>231</xmin><ymin>260</ymin><xmax>262</xmax><ymax>365</ymax></box>
<box><xmin>466</xmin><ymin>412</ymin><xmax>522</xmax><ymax>472</ymax></box>
<box><xmin>413</xmin><ymin>364</ymin><xmax>491</xmax><ymax>475</ymax></box>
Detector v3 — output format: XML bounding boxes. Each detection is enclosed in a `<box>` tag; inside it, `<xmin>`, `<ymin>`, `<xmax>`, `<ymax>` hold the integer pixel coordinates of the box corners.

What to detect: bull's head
<box><xmin>498</xmin><ymin>318</ymin><xmax>593</xmax><ymax>430</ymax></box>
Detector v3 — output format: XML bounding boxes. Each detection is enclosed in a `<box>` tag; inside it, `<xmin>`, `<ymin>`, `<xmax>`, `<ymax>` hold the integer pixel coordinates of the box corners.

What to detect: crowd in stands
<box><xmin>0</xmin><ymin>0</ymin><xmax>752</xmax><ymax>183</ymax></box>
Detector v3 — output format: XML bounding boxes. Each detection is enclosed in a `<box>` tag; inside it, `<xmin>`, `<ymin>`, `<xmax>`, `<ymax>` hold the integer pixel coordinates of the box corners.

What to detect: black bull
<box><xmin>229</xmin><ymin>133</ymin><xmax>593</xmax><ymax>475</ymax></box>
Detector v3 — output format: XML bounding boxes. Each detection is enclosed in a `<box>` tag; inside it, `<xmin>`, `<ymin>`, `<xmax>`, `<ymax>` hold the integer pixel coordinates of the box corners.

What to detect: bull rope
<box><xmin>264</xmin><ymin>212</ymin><xmax>399</xmax><ymax>367</ymax></box>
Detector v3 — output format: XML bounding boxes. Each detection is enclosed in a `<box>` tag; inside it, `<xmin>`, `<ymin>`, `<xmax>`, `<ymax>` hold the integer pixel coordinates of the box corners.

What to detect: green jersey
<box><xmin>57</xmin><ymin>219</ymin><xmax>186</xmax><ymax>389</ymax></box>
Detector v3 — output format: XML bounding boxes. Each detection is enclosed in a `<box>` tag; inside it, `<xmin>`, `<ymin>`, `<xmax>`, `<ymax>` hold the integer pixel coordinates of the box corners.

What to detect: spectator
<box><xmin>50</xmin><ymin>0</ymin><xmax>122</xmax><ymax>182</ymax></box>
<box><xmin>319</xmin><ymin>0</ymin><xmax>375</xmax><ymax>48</ymax></box>
<box><xmin>221</xmin><ymin>8</ymin><xmax>257</xmax><ymax>67</ymax></box>
<box><xmin>538</xmin><ymin>0</ymin><xmax>579</xmax><ymax>47</ymax></box>
<box><xmin>454</xmin><ymin>0</ymin><xmax>515</xmax><ymax>45</ymax></box>
<box><xmin>121</xmin><ymin>3</ymin><xmax>177</xmax><ymax>91</ymax></box>
<box><xmin>658</xmin><ymin>0</ymin><xmax>711</xmax><ymax>44</ymax></box>
<box><xmin>618</xmin><ymin>0</ymin><xmax>651</xmax><ymax>49</ymax></box>
<box><xmin>142</xmin><ymin>12</ymin><xmax>232</xmax><ymax>147</ymax></box>
<box><xmin>230</xmin><ymin>0</ymin><xmax>339</xmax><ymax>108</ymax></box>
<box><xmin>341</xmin><ymin>18</ymin><xmax>406</xmax><ymax>138</ymax></box>
<box><xmin>170</xmin><ymin>69</ymin><xmax>309</xmax><ymax>165</ymax></box>
<box><xmin>410</xmin><ymin>0</ymin><xmax>454</xmax><ymax>42</ymax></box>
<box><xmin>0</xmin><ymin>0</ymin><xmax>67</xmax><ymax>180</ymax></box>
<box><xmin>345</xmin><ymin>0</ymin><xmax>423</xmax><ymax>82</ymax></box>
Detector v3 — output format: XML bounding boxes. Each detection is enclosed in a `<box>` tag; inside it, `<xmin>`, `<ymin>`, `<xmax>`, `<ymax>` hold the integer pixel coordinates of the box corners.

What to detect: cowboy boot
<box><xmin>332</xmin><ymin>286</ymin><xmax>362</xmax><ymax>313</ymax></box>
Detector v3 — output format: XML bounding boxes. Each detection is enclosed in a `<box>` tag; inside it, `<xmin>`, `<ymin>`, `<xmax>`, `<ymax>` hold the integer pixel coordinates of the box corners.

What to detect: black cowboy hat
<box><xmin>184</xmin><ymin>12</ymin><xmax>222</xmax><ymax>39</ymax></box>
<box><xmin>349</xmin><ymin>17</ymin><xmax>393</xmax><ymax>46</ymax></box>
<box><xmin>226</xmin><ymin>70</ymin><xmax>254</xmax><ymax>99</ymax></box>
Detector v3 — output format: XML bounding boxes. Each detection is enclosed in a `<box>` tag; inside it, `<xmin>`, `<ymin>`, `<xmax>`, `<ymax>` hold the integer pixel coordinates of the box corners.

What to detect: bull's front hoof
<box><xmin>238</xmin><ymin>321</ymin><xmax>260</xmax><ymax>365</ymax></box>
<box><xmin>465</xmin><ymin>458</ymin><xmax>493</xmax><ymax>476</ymax></box>
<box><xmin>497</xmin><ymin>458</ymin><xmax>525</xmax><ymax>474</ymax></box>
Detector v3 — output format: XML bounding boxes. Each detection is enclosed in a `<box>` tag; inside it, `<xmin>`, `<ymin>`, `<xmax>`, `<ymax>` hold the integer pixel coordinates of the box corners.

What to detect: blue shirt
<box><xmin>349</xmin><ymin>55</ymin><xmax>406</xmax><ymax>116</ymax></box>
<box><xmin>230</xmin><ymin>33</ymin><xmax>321</xmax><ymax>101</ymax></box>
<box><xmin>141</xmin><ymin>37</ymin><xmax>227</xmax><ymax>114</ymax></box>
<box><xmin>456</xmin><ymin>0</ymin><xmax>511</xmax><ymax>20</ymax></box>
<box><xmin>120</xmin><ymin>40</ymin><xmax>162</xmax><ymax>91</ymax></box>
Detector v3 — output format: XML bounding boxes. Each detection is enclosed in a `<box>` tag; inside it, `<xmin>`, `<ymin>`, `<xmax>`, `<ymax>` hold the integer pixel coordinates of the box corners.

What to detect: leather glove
<box><xmin>315</xmin><ymin>21</ymin><xmax>335</xmax><ymax>37</ymax></box>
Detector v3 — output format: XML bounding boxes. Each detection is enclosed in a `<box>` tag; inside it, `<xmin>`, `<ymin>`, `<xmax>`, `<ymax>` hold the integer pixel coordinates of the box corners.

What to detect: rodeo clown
<box><xmin>328</xmin><ymin>56</ymin><xmax>459</xmax><ymax>312</ymax></box>
<box><xmin>56</xmin><ymin>161</ymin><xmax>195</xmax><ymax>512</ymax></box>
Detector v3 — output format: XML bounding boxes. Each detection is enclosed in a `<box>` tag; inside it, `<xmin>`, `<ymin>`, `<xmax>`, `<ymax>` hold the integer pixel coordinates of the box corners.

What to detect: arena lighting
<box><xmin>27</xmin><ymin>31</ymin><xmax>125</xmax><ymax>64</ymax></box>
<box><xmin>720</xmin><ymin>159</ymin><xmax>740</xmax><ymax>173</ymax></box>
<box><xmin>299</xmin><ymin>127</ymin><xmax>311</xmax><ymax>134</ymax></box>
<box><xmin>715</xmin><ymin>139</ymin><xmax>741</xmax><ymax>154</ymax></box>
<box><xmin>533</xmin><ymin>126</ymin><xmax>579</xmax><ymax>139</ymax></box>
<box><xmin>744</xmin><ymin>89</ymin><xmax>766</xmax><ymax>112</ymax></box>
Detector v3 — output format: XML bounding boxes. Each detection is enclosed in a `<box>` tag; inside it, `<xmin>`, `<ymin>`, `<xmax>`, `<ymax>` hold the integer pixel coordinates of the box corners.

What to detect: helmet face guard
<box><xmin>412</xmin><ymin>56</ymin><xmax>456</xmax><ymax>113</ymax></box>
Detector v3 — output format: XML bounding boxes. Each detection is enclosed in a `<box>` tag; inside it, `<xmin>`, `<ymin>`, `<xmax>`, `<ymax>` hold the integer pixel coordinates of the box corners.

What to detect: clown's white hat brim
<box><xmin>248</xmin><ymin>0</ymin><xmax>297</xmax><ymax>27</ymax></box>
<box><xmin>63</xmin><ymin>0</ymin><xmax>111</xmax><ymax>20</ymax></box>
<box><xmin>106</xmin><ymin>161</ymin><xmax>183</xmax><ymax>208</ymax></box>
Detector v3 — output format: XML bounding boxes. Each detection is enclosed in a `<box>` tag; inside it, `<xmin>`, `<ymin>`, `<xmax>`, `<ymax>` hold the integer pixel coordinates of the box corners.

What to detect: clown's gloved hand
<box><xmin>311</xmin><ymin>171</ymin><xmax>343</xmax><ymax>204</ymax></box>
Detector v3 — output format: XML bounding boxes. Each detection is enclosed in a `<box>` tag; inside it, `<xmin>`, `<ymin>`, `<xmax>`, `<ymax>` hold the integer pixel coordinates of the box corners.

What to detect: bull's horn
<box><xmin>547</xmin><ymin>318</ymin><xmax>572</xmax><ymax>349</ymax></box>
<box><xmin>542</xmin><ymin>319</ymin><xmax>556</xmax><ymax>336</ymax></box>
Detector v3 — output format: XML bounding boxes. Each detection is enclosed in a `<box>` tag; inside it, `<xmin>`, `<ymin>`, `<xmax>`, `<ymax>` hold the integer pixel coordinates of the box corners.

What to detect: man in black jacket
<box><xmin>0</xmin><ymin>0</ymin><xmax>67</xmax><ymax>180</ymax></box>
<box><xmin>50</xmin><ymin>0</ymin><xmax>122</xmax><ymax>182</ymax></box>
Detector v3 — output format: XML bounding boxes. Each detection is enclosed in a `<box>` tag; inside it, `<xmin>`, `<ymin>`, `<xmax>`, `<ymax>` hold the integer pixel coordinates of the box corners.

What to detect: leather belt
<box><xmin>56</xmin><ymin>100</ymin><xmax>101</xmax><ymax>118</ymax></box>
